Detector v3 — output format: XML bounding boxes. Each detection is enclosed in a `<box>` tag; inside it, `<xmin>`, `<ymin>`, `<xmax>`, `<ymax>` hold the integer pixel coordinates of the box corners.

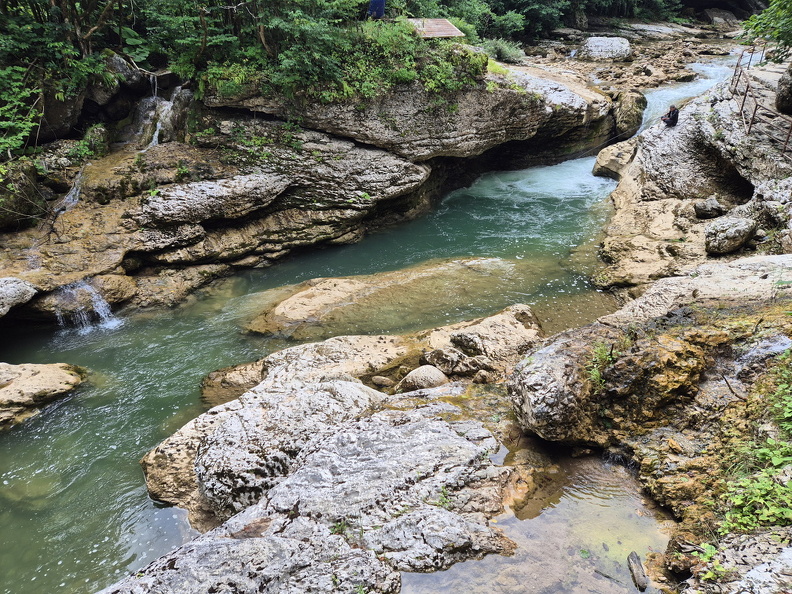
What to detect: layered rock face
<box><xmin>0</xmin><ymin>62</ymin><xmax>620</xmax><ymax>323</ymax></box>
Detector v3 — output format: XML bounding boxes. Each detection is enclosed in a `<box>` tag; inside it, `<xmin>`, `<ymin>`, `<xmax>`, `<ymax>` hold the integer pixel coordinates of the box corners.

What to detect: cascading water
<box><xmin>119</xmin><ymin>86</ymin><xmax>192</xmax><ymax>150</ymax></box>
<box><xmin>52</xmin><ymin>281</ymin><xmax>122</xmax><ymax>333</ymax></box>
<box><xmin>54</xmin><ymin>169</ymin><xmax>84</xmax><ymax>214</ymax></box>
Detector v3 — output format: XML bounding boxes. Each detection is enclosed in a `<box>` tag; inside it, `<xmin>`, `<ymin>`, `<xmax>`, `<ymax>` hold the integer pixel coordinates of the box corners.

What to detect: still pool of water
<box><xmin>402</xmin><ymin>454</ymin><xmax>675</xmax><ymax>594</ymax></box>
<box><xmin>0</xmin><ymin>58</ymin><xmax>734</xmax><ymax>594</ymax></box>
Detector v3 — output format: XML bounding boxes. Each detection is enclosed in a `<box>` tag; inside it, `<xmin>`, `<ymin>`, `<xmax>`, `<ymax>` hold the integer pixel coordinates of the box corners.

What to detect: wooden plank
<box><xmin>406</xmin><ymin>18</ymin><xmax>465</xmax><ymax>38</ymax></box>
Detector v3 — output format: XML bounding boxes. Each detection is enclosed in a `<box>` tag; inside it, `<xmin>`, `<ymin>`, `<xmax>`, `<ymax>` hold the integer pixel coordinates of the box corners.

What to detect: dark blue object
<box><xmin>368</xmin><ymin>0</ymin><xmax>385</xmax><ymax>18</ymax></box>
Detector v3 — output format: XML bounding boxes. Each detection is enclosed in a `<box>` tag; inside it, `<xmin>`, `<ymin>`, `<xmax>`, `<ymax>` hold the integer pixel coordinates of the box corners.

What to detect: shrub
<box><xmin>482</xmin><ymin>38</ymin><xmax>526</xmax><ymax>63</ymax></box>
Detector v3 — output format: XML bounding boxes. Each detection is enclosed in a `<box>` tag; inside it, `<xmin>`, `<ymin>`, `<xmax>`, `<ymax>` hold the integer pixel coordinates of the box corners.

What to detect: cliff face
<box><xmin>0</xmin><ymin>64</ymin><xmax>621</xmax><ymax>323</ymax></box>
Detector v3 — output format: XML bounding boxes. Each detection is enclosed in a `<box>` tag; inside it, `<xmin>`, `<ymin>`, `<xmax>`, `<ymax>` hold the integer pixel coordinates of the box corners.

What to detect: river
<box><xmin>0</xmin><ymin>58</ymin><xmax>734</xmax><ymax>594</ymax></box>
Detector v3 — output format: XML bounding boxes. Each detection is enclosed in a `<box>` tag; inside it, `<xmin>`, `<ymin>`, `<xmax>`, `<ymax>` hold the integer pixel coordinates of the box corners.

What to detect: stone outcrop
<box><xmin>594</xmin><ymin>70</ymin><xmax>792</xmax><ymax>290</ymax></box>
<box><xmin>0</xmin><ymin>362</ymin><xmax>85</xmax><ymax>429</ymax></box>
<box><xmin>0</xmin><ymin>57</ymin><xmax>624</xmax><ymax>323</ymax></box>
<box><xmin>106</xmin><ymin>404</ymin><xmax>516</xmax><ymax>594</ymax></box>
<box><xmin>0</xmin><ymin>277</ymin><xmax>37</xmax><ymax>317</ymax></box>
<box><xmin>578</xmin><ymin>36</ymin><xmax>633</xmax><ymax>61</ymax></box>
<box><xmin>202</xmin><ymin>65</ymin><xmax>614</xmax><ymax>163</ymax></box>
<box><xmin>508</xmin><ymin>255</ymin><xmax>792</xmax><ymax>586</ymax></box>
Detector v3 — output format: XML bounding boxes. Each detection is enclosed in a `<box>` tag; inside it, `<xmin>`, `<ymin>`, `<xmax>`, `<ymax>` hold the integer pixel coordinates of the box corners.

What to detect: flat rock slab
<box><xmin>244</xmin><ymin>257</ymin><xmax>545</xmax><ymax>341</ymax></box>
<box><xmin>0</xmin><ymin>362</ymin><xmax>84</xmax><ymax>429</ymax></box>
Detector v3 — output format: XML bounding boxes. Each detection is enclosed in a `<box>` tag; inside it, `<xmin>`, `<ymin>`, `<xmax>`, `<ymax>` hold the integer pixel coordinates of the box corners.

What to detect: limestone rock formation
<box><xmin>704</xmin><ymin>216</ymin><xmax>757</xmax><ymax>254</ymax></box>
<box><xmin>120</xmin><ymin>403</ymin><xmax>516</xmax><ymax>592</ymax></box>
<box><xmin>612</xmin><ymin>89</ymin><xmax>648</xmax><ymax>139</ymax></box>
<box><xmin>203</xmin><ymin>67</ymin><xmax>614</xmax><ymax>162</ymax></box>
<box><xmin>595</xmin><ymin>72</ymin><xmax>792</xmax><ymax>289</ymax></box>
<box><xmin>578</xmin><ymin>37</ymin><xmax>633</xmax><ymax>61</ymax></box>
<box><xmin>509</xmin><ymin>256</ymin><xmax>792</xmax><ymax>445</ymax></box>
<box><xmin>0</xmin><ymin>362</ymin><xmax>85</xmax><ymax>429</ymax></box>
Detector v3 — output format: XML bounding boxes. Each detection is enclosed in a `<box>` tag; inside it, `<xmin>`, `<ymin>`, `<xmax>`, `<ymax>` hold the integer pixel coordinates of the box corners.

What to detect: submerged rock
<box><xmin>0</xmin><ymin>362</ymin><xmax>85</xmax><ymax>430</ymax></box>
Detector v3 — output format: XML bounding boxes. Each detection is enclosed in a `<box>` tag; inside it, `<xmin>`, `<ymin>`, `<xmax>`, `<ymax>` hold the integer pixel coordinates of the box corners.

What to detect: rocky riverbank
<box><xmin>593</xmin><ymin>60</ymin><xmax>792</xmax><ymax>293</ymax></box>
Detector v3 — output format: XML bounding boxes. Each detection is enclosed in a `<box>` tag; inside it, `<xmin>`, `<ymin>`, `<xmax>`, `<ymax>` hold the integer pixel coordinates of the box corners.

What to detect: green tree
<box><xmin>745</xmin><ymin>0</ymin><xmax>792</xmax><ymax>57</ymax></box>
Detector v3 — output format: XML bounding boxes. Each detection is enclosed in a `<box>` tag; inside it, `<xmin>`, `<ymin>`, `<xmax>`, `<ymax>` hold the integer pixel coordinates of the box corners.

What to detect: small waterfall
<box><xmin>53</xmin><ymin>281</ymin><xmax>122</xmax><ymax>333</ymax></box>
<box><xmin>54</xmin><ymin>170</ymin><xmax>84</xmax><ymax>214</ymax></box>
<box><xmin>120</xmin><ymin>86</ymin><xmax>192</xmax><ymax>149</ymax></box>
<box><xmin>146</xmin><ymin>120</ymin><xmax>163</xmax><ymax>150</ymax></box>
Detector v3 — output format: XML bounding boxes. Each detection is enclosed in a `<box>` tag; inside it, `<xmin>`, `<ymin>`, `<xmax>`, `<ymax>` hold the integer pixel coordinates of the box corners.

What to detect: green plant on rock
<box><xmin>719</xmin><ymin>351</ymin><xmax>792</xmax><ymax>533</ymax></box>
<box><xmin>330</xmin><ymin>520</ymin><xmax>349</xmax><ymax>535</ymax></box>
<box><xmin>482</xmin><ymin>38</ymin><xmax>526</xmax><ymax>64</ymax></box>
<box><xmin>586</xmin><ymin>341</ymin><xmax>618</xmax><ymax>393</ymax></box>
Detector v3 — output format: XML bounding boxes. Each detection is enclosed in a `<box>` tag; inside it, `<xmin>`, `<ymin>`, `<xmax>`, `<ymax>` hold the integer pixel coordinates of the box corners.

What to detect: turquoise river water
<box><xmin>0</xmin><ymin>59</ymin><xmax>733</xmax><ymax>594</ymax></box>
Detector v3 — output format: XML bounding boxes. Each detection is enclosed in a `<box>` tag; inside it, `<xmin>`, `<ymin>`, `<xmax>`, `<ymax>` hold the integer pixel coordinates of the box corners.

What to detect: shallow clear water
<box><xmin>402</xmin><ymin>455</ymin><xmax>674</xmax><ymax>594</ymax></box>
<box><xmin>0</xmin><ymin>61</ymin><xmax>733</xmax><ymax>594</ymax></box>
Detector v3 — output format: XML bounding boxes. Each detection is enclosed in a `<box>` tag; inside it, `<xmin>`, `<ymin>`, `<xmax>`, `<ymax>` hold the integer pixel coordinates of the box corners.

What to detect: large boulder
<box><xmin>0</xmin><ymin>362</ymin><xmax>85</xmax><ymax>429</ymax></box>
<box><xmin>510</xmin><ymin>256</ymin><xmax>792</xmax><ymax>446</ymax></box>
<box><xmin>704</xmin><ymin>216</ymin><xmax>757</xmax><ymax>254</ymax></box>
<box><xmin>612</xmin><ymin>89</ymin><xmax>647</xmax><ymax>139</ymax></box>
<box><xmin>202</xmin><ymin>67</ymin><xmax>614</xmax><ymax>162</ymax></box>
<box><xmin>578</xmin><ymin>37</ymin><xmax>633</xmax><ymax>61</ymax></box>
<box><xmin>116</xmin><ymin>405</ymin><xmax>515</xmax><ymax>592</ymax></box>
<box><xmin>777</xmin><ymin>64</ymin><xmax>792</xmax><ymax>115</ymax></box>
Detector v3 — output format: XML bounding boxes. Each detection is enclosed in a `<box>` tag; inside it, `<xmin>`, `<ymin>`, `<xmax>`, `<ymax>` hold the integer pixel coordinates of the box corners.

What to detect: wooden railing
<box><xmin>729</xmin><ymin>42</ymin><xmax>792</xmax><ymax>157</ymax></box>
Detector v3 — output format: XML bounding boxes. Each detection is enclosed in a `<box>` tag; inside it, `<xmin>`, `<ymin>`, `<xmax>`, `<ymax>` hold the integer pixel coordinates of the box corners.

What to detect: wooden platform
<box><xmin>406</xmin><ymin>18</ymin><xmax>465</xmax><ymax>39</ymax></box>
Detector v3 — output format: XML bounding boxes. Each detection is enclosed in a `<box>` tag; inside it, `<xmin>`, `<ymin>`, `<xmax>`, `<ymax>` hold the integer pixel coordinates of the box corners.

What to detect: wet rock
<box><xmin>628</xmin><ymin>551</ymin><xmax>649</xmax><ymax>591</ymax></box>
<box><xmin>394</xmin><ymin>365</ymin><xmax>449</xmax><ymax>393</ymax></box>
<box><xmin>244</xmin><ymin>258</ymin><xmax>524</xmax><ymax>341</ymax></box>
<box><xmin>704</xmin><ymin>216</ymin><xmax>757</xmax><ymax>254</ymax></box>
<box><xmin>578</xmin><ymin>37</ymin><xmax>633</xmax><ymax>61</ymax></box>
<box><xmin>0</xmin><ymin>362</ymin><xmax>84</xmax><ymax>430</ymax></box>
<box><xmin>694</xmin><ymin>195</ymin><xmax>728</xmax><ymax>219</ymax></box>
<box><xmin>0</xmin><ymin>277</ymin><xmax>37</xmax><ymax>317</ymax></box>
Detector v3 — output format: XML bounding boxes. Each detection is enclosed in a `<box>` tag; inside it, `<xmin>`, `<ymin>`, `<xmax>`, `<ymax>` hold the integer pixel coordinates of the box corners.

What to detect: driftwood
<box><xmin>628</xmin><ymin>551</ymin><xmax>649</xmax><ymax>591</ymax></box>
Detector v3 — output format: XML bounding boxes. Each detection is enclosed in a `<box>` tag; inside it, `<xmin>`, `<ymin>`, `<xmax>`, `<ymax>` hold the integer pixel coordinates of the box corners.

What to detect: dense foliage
<box><xmin>0</xmin><ymin>0</ymin><xmax>687</xmax><ymax>158</ymax></box>
<box><xmin>744</xmin><ymin>0</ymin><xmax>792</xmax><ymax>57</ymax></box>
